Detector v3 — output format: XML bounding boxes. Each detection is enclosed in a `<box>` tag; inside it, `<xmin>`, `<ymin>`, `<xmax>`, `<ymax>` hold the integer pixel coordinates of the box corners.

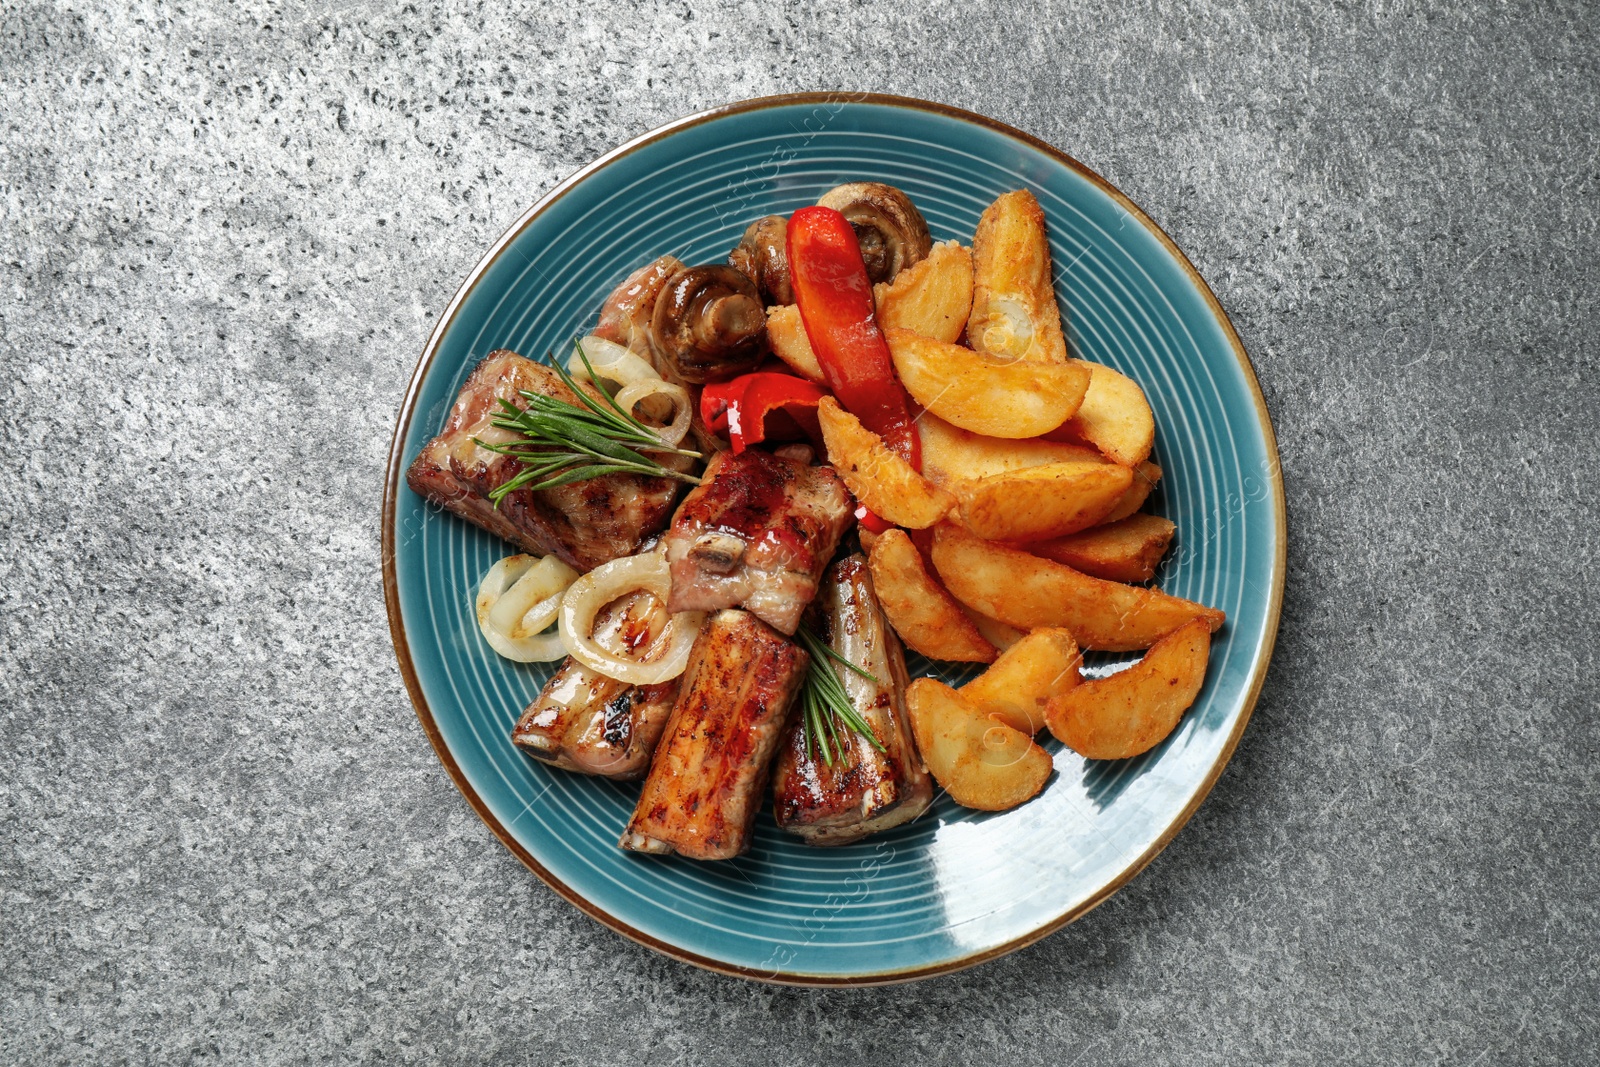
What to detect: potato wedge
<box><xmin>968</xmin><ymin>190</ymin><xmax>1069</xmax><ymax>364</ymax></box>
<box><xmin>874</xmin><ymin>240</ymin><xmax>972</xmax><ymax>343</ymax></box>
<box><xmin>766</xmin><ymin>303</ymin><xmax>825</xmax><ymax>382</ymax></box>
<box><xmin>817</xmin><ymin>398</ymin><xmax>955</xmax><ymax>529</ymax></box>
<box><xmin>1103</xmin><ymin>460</ymin><xmax>1162</xmax><ymax>523</ymax></box>
<box><xmin>1045</xmin><ymin>620</ymin><xmax>1211</xmax><ymax>759</ymax></box>
<box><xmin>959</xmin><ymin>605</ymin><xmax>1026</xmax><ymax>653</ymax></box>
<box><xmin>1021</xmin><ymin>513</ymin><xmax>1177</xmax><ymax>584</ymax></box>
<box><xmin>907</xmin><ymin>678</ymin><xmax>1053</xmax><ymax>811</ymax></box>
<box><xmin>919</xmin><ymin>411</ymin><xmax>1106</xmax><ymax>487</ymax></box>
<box><xmin>957</xmin><ymin>461</ymin><xmax>1133</xmax><ymax>541</ymax></box>
<box><xmin>1053</xmin><ymin>361</ymin><xmax>1155</xmax><ymax>467</ymax></box>
<box><xmin>867</xmin><ymin>529</ymin><xmax>997</xmax><ymax>663</ymax></box>
<box><xmin>931</xmin><ymin>524</ymin><xmax>1224</xmax><ymax>651</ymax></box>
<box><xmin>886</xmin><ymin>328</ymin><xmax>1089</xmax><ymax>439</ymax></box>
<box><xmin>960</xmin><ymin>627</ymin><xmax>1081</xmax><ymax>734</ymax></box>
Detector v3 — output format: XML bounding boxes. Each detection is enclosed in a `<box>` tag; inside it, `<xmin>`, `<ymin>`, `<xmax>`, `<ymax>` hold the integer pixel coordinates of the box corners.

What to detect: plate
<box><xmin>382</xmin><ymin>94</ymin><xmax>1285</xmax><ymax>985</ymax></box>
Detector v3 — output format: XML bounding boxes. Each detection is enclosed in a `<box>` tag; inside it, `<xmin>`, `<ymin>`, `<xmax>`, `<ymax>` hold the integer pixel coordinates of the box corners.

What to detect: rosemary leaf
<box><xmin>795</xmin><ymin>625</ymin><xmax>886</xmax><ymax>764</ymax></box>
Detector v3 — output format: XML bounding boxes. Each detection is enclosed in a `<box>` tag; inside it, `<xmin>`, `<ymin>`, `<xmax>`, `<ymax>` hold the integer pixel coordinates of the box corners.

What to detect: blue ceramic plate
<box><xmin>382</xmin><ymin>94</ymin><xmax>1285</xmax><ymax>985</ymax></box>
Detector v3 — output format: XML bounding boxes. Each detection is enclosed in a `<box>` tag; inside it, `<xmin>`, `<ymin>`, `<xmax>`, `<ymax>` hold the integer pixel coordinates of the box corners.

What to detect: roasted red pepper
<box><xmin>700</xmin><ymin>371</ymin><xmax>828</xmax><ymax>454</ymax></box>
<box><xmin>786</xmin><ymin>206</ymin><xmax>921</xmax><ymax>469</ymax></box>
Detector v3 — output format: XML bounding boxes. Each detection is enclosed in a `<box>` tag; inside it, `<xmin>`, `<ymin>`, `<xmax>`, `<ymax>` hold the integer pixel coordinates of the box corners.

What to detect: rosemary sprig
<box><xmin>794</xmin><ymin>625</ymin><xmax>886</xmax><ymax>765</ymax></box>
<box><xmin>477</xmin><ymin>340</ymin><xmax>703</xmax><ymax>503</ymax></box>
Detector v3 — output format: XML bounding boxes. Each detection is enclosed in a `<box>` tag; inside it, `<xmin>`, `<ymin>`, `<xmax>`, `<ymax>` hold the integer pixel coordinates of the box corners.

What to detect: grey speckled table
<box><xmin>3</xmin><ymin>1</ymin><xmax>1596</xmax><ymax>1063</ymax></box>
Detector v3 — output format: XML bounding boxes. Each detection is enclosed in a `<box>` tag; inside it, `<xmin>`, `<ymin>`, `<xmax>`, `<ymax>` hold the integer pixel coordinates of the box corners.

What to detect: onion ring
<box><xmin>569</xmin><ymin>335</ymin><xmax>660</xmax><ymax>389</ymax></box>
<box><xmin>560</xmin><ymin>549</ymin><xmax>704</xmax><ymax>684</ymax></box>
<box><xmin>475</xmin><ymin>554</ymin><xmax>580</xmax><ymax>663</ymax></box>
<box><xmin>614</xmin><ymin>379</ymin><xmax>692</xmax><ymax>448</ymax></box>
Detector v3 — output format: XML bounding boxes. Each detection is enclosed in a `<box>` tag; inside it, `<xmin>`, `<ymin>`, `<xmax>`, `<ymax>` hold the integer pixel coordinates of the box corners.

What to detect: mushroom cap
<box><xmin>816</xmin><ymin>182</ymin><xmax>933</xmax><ymax>285</ymax></box>
<box><xmin>650</xmin><ymin>265</ymin><xmax>768</xmax><ymax>384</ymax></box>
<box><xmin>728</xmin><ymin>214</ymin><xmax>793</xmax><ymax>306</ymax></box>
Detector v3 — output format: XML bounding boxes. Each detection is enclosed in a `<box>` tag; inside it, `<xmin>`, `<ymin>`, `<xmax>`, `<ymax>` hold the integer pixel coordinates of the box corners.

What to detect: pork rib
<box><xmin>621</xmin><ymin>609</ymin><xmax>808</xmax><ymax>860</ymax></box>
<box><xmin>511</xmin><ymin>592</ymin><xmax>679</xmax><ymax>780</ymax></box>
<box><xmin>772</xmin><ymin>555</ymin><xmax>933</xmax><ymax>844</ymax></box>
<box><xmin>405</xmin><ymin>351</ymin><xmax>683</xmax><ymax>571</ymax></box>
<box><xmin>663</xmin><ymin>448</ymin><xmax>852</xmax><ymax>635</ymax></box>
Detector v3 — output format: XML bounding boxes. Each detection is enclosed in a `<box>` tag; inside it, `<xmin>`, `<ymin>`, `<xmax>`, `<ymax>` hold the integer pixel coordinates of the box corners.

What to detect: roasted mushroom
<box><xmin>816</xmin><ymin>182</ymin><xmax>933</xmax><ymax>285</ymax></box>
<box><xmin>649</xmin><ymin>264</ymin><xmax>767</xmax><ymax>384</ymax></box>
<box><xmin>728</xmin><ymin>214</ymin><xmax>793</xmax><ymax>306</ymax></box>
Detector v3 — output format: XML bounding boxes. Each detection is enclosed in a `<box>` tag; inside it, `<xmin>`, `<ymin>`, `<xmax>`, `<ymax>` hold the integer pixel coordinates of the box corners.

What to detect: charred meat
<box><xmin>621</xmin><ymin>609</ymin><xmax>808</xmax><ymax>860</ymax></box>
<box><xmin>405</xmin><ymin>351</ymin><xmax>683</xmax><ymax>571</ymax></box>
<box><xmin>772</xmin><ymin>555</ymin><xmax>933</xmax><ymax>845</ymax></box>
<box><xmin>663</xmin><ymin>448</ymin><xmax>852</xmax><ymax>636</ymax></box>
<box><xmin>512</xmin><ymin>592</ymin><xmax>680</xmax><ymax>780</ymax></box>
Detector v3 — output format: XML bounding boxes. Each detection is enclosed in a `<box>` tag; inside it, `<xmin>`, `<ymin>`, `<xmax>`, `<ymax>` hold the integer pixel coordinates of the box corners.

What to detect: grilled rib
<box><xmin>662</xmin><ymin>448</ymin><xmax>852</xmax><ymax>635</ymax></box>
<box><xmin>511</xmin><ymin>592</ymin><xmax>679</xmax><ymax>780</ymax></box>
<box><xmin>405</xmin><ymin>351</ymin><xmax>683</xmax><ymax>571</ymax></box>
<box><xmin>772</xmin><ymin>554</ymin><xmax>933</xmax><ymax>844</ymax></box>
<box><xmin>621</xmin><ymin>609</ymin><xmax>808</xmax><ymax>860</ymax></box>
<box><xmin>594</xmin><ymin>254</ymin><xmax>684</xmax><ymax>356</ymax></box>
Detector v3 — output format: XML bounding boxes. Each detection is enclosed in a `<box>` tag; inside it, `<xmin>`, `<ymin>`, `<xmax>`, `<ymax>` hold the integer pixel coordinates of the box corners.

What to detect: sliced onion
<box><xmin>476</xmin><ymin>554</ymin><xmax>580</xmax><ymax>663</ymax></box>
<box><xmin>569</xmin><ymin>335</ymin><xmax>660</xmax><ymax>389</ymax></box>
<box><xmin>615</xmin><ymin>379</ymin><xmax>692</xmax><ymax>447</ymax></box>
<box><xmin>560</xmin><ymin>549</ymin><xmax>704</xmax><ymax>684</ymax></box>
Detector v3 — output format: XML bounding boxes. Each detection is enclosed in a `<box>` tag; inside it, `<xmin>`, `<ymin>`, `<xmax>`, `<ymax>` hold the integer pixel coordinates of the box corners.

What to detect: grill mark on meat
<box><xmin>663</xmin><ymin>449</ymin><xmax>852</xmax><ymax>635</ymax></box>
<box><xmin>509</xmin><ymin>592</ymin><xmax>680</xmax><ymax>780</ymax></box>
<box><xmin>772</xmin><ymin>555</ymin><xmax>933</xmax><ymax>845</ymax></box>
<box><xmin>620</xmin><ymin>609</ymin><xmax>808</xmax><ymax>860</ymax></box>
<box><xmin>405</xmin><ymin>351</ymin><xmax>683</xmax><ymax>570</ymax></box>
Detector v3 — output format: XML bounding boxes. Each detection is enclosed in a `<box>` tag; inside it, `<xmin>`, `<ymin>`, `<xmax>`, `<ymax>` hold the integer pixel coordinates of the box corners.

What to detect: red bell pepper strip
<box><xmin>786</xmin><ymin>206</ymin><xmax>922</xmax><ymax>469</ymax></box>
<box><xmin>700</xmin><ymin>371</ymin><xmax>828</xmax><ymax>454</ymax></box>
<box><xmin>854</xmin><ymin>505</ymin><xmax>894</xmax><ymax>534</ymax></box>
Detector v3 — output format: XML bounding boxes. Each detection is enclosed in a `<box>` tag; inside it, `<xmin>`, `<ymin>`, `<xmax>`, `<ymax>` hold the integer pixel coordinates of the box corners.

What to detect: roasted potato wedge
<box><xmin>874</xmin><ymin>240</ymin><xmax>972</xmax><ymax>343</ymax></box>
<box><xmin>1053</xmin><ymin>361</ymin><xmax>1155</xmax><ymax>467</ymax></box>
<box><xmin>1021</xmin><ymin>513</ymin><xmax>1177</xmax><ymax>584</ymax></box>
<box><xmin>907</xmin><ymin>678</ymin><xmax>1053</xmax><ymax>811</ymax></box>
<box><xmin>919</xmin><ymin>411</ymin><xmax>1106</xmax><ymax>486</ymax></box>
<box><xmin>931</xmin><ymin>524</ymin><xmax>1224</xmax><ymax>652</ymax></box>
<box><xmin>957</xmin><ymin>460</ymin><xmax>1133</xmax><ymax>541</ymax></box>
<box><xmin>867</xmin><ymin>529</ymin><xmax>997</xmax><ymax>663</ymax></box>
<box><xmin>959</xmin><ymin>605</ymin><xmax>1026</xmax><ymax>653</ymax></box>
<box><xmin>817</xmin><ymin>398</ymin><xmax>955</xmax><ymax>529</ymax></box>
<box><xmin>960</xmin><ymin>627</ymin><xmax>1081</xmax><ymax>734</ymax></box>
<box><xmin>1045</xmin><ymin>620</ymin><xmax>1211</xmax><ymax>759</ymax></box>
<box><xmin>1103</xmin><ymin>460</ymin><xmax>1162</xmax><ymax>523</ymax></box>
<box><xmin>766</xmin><ymin>304</ymin><xmax>825</xmax><ymax>382</ymax></box>
<box><xmin>968</xmin><ymin>190</ymin><xmax>1069</xmax><ymax>364</ymax></box>
<box><xmin>886</xmin><ymin>328</ymin><xmax>1089</xmax><ymax>439</ymax></box>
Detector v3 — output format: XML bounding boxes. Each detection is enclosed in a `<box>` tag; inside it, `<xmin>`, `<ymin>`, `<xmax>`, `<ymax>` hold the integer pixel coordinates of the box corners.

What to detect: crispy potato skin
<box><xmin>968</xmin><ymin>190</ymin><xmax>1068</xmax><ymax>365</ymax></box>
<box><xmin>1045</xmin><ymin>619</ymin><xmax>1211</xmax><ymax>759</ymax></box>
<box><xmin>956</xmin><ymin>461</ymin><xmax>1133</xmax><ymax>542</ymax></box>
<box><xmin>873</xmin><ymin>241</ymin><xmax>973</xmax><ymax>343</ymax></box>
<box><xmin>817</xmin><ymin>398</ymin><xmax>955</xmax><ymax>529</ymax></box>
<box><xmin>867</xmin><ymin>529</ymin><xmax>997</xmax><ymax>663</ymax></box>
<box><xmin>906</xmin><ymin>678</ymin><xmax>1053</xmax><ymax>811</ymax></box>
<box><xmin>1102</xmin><ymin>460</ymin><xmax>1163</xmax><ymax>523</ymax></box>
<box><xmin>766</xmin><ymin>304</ymin><xmax>826</xmax><ymax>382</ymax></box>
<box><xmin>959</xmin><ymin>627</ymin><xmax>1081</xmax><ymax>735</ymax></box>
<box><xmin>918</xmin><ymin>411</ymin><xmax>1106</xmax><ymax>486</ymax></box>
<box><xmin>886</xmin><ymin>328</ymin><xmax>1089</xmax><ymax>439</ymax></box>
<box><xmin>931</xmin><ymin>523</ymin><xmax>1224</xmax><ymax>652</ymax></box>
<box><xmin>1020</xmin><ymin>513</ymin><xmax>1177</xmax><ymax>584</ymax></box>
<box><xmin>959</xmin><ymin>605</ymin><xmax>1026</xmax><ymax>652</ymax></box>
<box><xmin>1054</xmin><ymin>361</ymin><xmax>1156</xmax><ymax>467</ymax></box>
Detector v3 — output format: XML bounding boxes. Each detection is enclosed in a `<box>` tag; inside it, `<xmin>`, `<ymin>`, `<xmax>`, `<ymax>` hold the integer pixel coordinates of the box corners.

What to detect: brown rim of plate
<box><xmin>381</xmin><ymin>91</ymin><xmax>1288</xmax><ymax>987</ymax></box>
